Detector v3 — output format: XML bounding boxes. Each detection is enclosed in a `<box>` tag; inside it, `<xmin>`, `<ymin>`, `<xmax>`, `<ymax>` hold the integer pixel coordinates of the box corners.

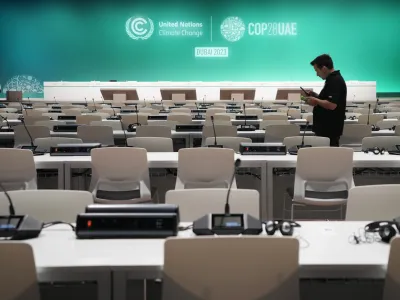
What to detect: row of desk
<box><xmin>33</xmin><ymin>151</ymin><xmax>400</xmax><ymax>220</ymax></box>
<box><xmin>27</xmin><ymin>221</ymin><xmax>390</xmax><ymax>300</ymax></box>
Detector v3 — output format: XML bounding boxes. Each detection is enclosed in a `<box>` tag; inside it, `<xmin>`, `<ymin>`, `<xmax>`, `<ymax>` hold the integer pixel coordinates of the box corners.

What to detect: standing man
<box><xmin>305</xmin><ymin>54</ymin><xmax>347</xmax><ymax>147</ymax></box>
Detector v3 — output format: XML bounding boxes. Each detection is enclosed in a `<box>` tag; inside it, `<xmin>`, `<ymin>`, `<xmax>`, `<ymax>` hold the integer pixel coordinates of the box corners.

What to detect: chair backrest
<box><xmin>245</xmin><ymin>108</ymin><xmax>263</xmax><ymax>119</ymax></box>
<box><xmin>176</xmin><ymin>148</ymin><xmax>235</xmax><ymax>189</ymax></box>
<box><xmin>0</xmin><ymin>243</ymin><xmax>40</xmax><ymax>300</ymax></box>
<box><xmin>0</xmin><ymin>190</ymin><xmax>93</xmax><ymax>222</ymax></box>
<box><xmin>213</xmin><ymin>113</ymin><xmax>232</xmax><ymax>122</ymax></box>
<box><xmin>0</xmin><ymin>113</ymin><xmax>19</xmax><ymax>119</ymax></box>
<box><xmin>346</xmin><ymin>185</ymin><xmax>400</xmax><ymax>221</ymax></box>
<box><xmin>262</xmin><ymin>113</ymin><xmax>289</xmax><ymax>120</ymax></box>
<box><xmin>91</xmin><ymin>120</ymin><xmax>122</xmax><ymax>130</ymax></box>
<box><xmin>76</xmin><ymin>115</ymin><xmax>102</xmax><ymax>125</ymax></box>
<box><xmin>77</xmin><ymin>125</ymin><xmax>115</xmax><ymax>146</ymax></box>
<box><xmin>167</xmin><ymin>113</ymin><xmax>192</xmax><ymax>124</ymax></box>
<box><xmin>0</xmin><ymin>149</ymin><xmax>37</xmax><ymax>190</ymax></box>
<box><xmin>294</xmin><ymin>147</ymin><xmax>354</xmax><ymax>201</ymax></box>
<box><xmin>383</xmin><ymin>237</ymin><xmax>400</xmax><ymax>300</ymax></box>
<box><xmin>341</xmin><ymin>124</ymin><xmax>371</xmax><ymax>146</ymax></box>
<box><xmin>121</xmin><ymin>114</ymin><xmax>149</xmax><ymax>127</ymax></box>
<box><xmin>204</xmin><ymin>137</ymin><xmax>252</xmax><ymax>152</ymax></box>
<box><xmin>127</xmin><ymin>137</ymin><xmax>173</xmax><ymax>152</ymax></box>
<box><xmin>358</xmin><ymin>114</ymin><xmax>384</xmax><ymax>125</ymax></box>
<box><xmin>62</xmin><ymin>108</ymin><xmax>82</xmax><ymax>116</ymax></box>
<box><xmin>13</xmin><ymin>125</ymin><xmax>51</xmax><ymax>147</ymax></box>
<box><xmin>87</xmin><ymin>112</ymin><xmax>110</xmax><ymax>119</ymax></box>
<box><xmin>34</xmin><ymin>120</ymin><xmax>66</xmax><ymax>130</ymax></box>
<box><xmin>353</xmin><ymin>108</ymin><xmax>369</xmax><ymax>114</ymax></box>
<box><xmin>34</xmin><ymin>137</ymin><xmax>83</xmax><ymax>152</ymax></box>
<box><xmin>170</xmin><ymin>108</ymin><xmax>191</xmax><ymax>114</ymax></box>
<box><xmin>205</xmin><ymin>108</ymin><xmax>226</xmax><ymax>119</ymax></box>
<box><xmin>163</xmin><ymin>237</ymin><xmax>300</xmax><ymax>300</ymax></box>
<box><xmin>202</xmin><ymin>125</ymin><xmax>237</xmax><ymax>145</ymax></box>
<box><xmin>90</xmin><ymin>147</ymin><xmax>151</xmax><ymax>202</ymax></box>
<box><xmin>147</xmin><ymin>120</ymin><xmax>178</xmax><ymax>130</ymax></box>
<box><xmin>283</xmin><ymin>136</ymin><xmax>330</xmax><ymax>149</ymax></box>
<box><xmin>362</xmin><ymin>136</ymin><xmax>400</xmax><ymax>151</ymax></box>
<box><xmin>264</xmin><ymin>124</ymin><xmax>300</xmax><ymax>143</ymax></box>
<box><xmin>165</xmin><ymin>189</ymin><xmax>260</xmax><ymax>221</ymax></box>
<box><xmin>377</xmin><ymin>120</ymin><xmax>400</xmax><ymax>130</ymax></box>
<box><xmin>259</xmin><ymin>120</ymin><xmax>289</xmax><ymax>129</ymax></box>
<box><xmin>23</xmin><ymin>115</ymin><xmax>50</xmax><ymax>125</ymax></box>
<box><xmin>136</xmin><ymin>125</ymin><xmax>172</xmax><ymax>138</ymax></box>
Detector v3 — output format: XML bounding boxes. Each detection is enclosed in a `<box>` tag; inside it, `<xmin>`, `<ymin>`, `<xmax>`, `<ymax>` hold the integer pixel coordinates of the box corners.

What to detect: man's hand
<box><xmin>305</xmin><ymin>96</ymin><xmax>319</xmax><ymax>106</ymax></box>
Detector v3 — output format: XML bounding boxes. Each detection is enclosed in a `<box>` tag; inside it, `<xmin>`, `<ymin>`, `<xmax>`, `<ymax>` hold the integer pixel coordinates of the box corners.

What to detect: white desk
<box><xmin>34</xmin><ymin>155</ymin><xmax>65</xmax><ymax>189</ymax></box>
<box><xmin>28</xmin><ymin>222</ymin><xmax>389</xmax><ymax>300</ymax></box>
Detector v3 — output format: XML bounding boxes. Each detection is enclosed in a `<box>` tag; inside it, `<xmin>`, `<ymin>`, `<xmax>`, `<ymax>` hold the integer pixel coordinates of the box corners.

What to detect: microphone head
<box><xmin>234</xmin><ymin>158</ymin><xmax>241</xmax><ymax>167</ymax></box>
<box><xmin>211</xmin><ymin>115</ymin><xmax>214</xmax><ymax>121</ymax></box>
<box><xmin>369</xmin><ymin>104</ymin><xmax>371</xmax><ymax>108</ymax></box>
<box><xmin>243</xmin><ymin>103</ymin><xmax>246</xmax><ymax>108</ymax></box>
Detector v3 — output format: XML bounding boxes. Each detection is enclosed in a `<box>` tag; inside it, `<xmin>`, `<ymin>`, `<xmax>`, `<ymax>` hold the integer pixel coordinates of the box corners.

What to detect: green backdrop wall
<box><xmin>0</xmin><ymin>0</ymin><xmax>399</xmax><ymax>97</ymax></box>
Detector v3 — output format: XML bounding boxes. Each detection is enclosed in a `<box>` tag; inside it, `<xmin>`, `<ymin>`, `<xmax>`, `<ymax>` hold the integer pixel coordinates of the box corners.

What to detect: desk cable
<box><xmin>43</xmin><ymin>221</ymin><xmax>76</xmax><ymax>231</ymax></box>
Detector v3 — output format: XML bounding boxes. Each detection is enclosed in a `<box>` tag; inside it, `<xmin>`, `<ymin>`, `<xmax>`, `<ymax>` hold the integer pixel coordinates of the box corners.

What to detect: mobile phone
<box><xmin>300</xmin><ymin>87</ymin><xmax>311</xmax><ymax>96</ymax></box>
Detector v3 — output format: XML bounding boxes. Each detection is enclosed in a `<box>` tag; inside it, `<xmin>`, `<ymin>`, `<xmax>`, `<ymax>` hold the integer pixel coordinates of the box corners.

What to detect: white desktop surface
<box><xmin>26</xmin><ymin>221</ymin><xmax>388</xmax><ymax>280</ymax></box>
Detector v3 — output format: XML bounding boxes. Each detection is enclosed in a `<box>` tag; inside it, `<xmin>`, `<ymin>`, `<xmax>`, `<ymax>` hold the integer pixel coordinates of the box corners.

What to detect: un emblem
<box><xmin>220</xmin><ymin>16</ymin><xmax>246</xmax><ymax>42</ymax></box>
<box><xmin>126</xmin><ymin>17</ymin><xmax>154</xmax><ymax>40</ymax></box>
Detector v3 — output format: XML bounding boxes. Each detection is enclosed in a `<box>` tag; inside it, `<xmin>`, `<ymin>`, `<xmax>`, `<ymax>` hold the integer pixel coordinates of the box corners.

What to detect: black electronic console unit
<box><xmin>76</xmin><ymin>204</ymin><xmax>179</xmax><ymax>239</ymax></box>
<box><xmin>0</xmin><ymin>215</ymin><xmax>43</xmax><ymax>240</ymax></box>
<box><xmin>237</xmin><ymin>125</ymin><xmax>257</xmax><ymax>131</ymax></box>
<box><xmin>148</xmin><ymin>115</ymin><xmax>168</xmax><ymax>120</ymax></box>
<box><xmin>0</xmin><ymin>128</ymin><xmax>14</xmax><ymax>132</ymax></box>
<box><xmin>240</xmin><ymin>143</ymin><xmax>287</xmax><ymax>155</ymax></box>
<box><xmin>235</xmin><ymin>115</ymin><xmax>258</xmax><ymax>120</ymax></box>
<box><xmin>53</xmin><ymin>124</ymin><xmax>80</xmax><ymax>132</ymax></box>
<box><xmin>175</xmin><ymin>124</ymin><xmax>204</xmax><ymax>132</ymax></box>
<box><xmin>58</xmin><ymin>115</ymin><xmax>77</xmax><ymax>121</ymax></box>
<box><xmin>50</xmin><ymin>143</ymin><xmax>102</xmax><ymax>156</ymax></box>
<box><xmin>193</xmin><ymin>213</ymin><xmax>262</xmax><ymax>235</ymax></box>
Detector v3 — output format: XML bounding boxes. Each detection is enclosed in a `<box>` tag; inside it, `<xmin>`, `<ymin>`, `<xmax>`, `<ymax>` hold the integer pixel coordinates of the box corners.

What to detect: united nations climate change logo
<box><xmin>220</xmin><ymin>16</ymin><xmax>246</xmax><ymax>42</ymax></box>
<box><xmin>125</xmin><ymin>17</ymin><xmax>154</xmax><ymax>40</ymax></box>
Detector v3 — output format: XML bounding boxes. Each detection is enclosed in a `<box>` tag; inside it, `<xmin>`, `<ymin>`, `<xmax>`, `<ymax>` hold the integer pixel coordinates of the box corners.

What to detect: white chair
<box><xmin>259</xmin><ymin>120</ymin><xmax>289</xmax><ymax>129</ymax></box>
<box><xmin>213</xmin><ymin>113</ymin><xmax>232</xmax><ymax>123</ymax></box>
<box><xmin>204</xmin><ymin>137</ymin><xmax>252</xmax><ymax>152</ymax></box>
<box><xmin>0</xmin><ymin>149</ymin><xmax>37</xmax><ymax>190</ymax></box>
<box><xmin>346</xmin><ymin>185</ymin><xmax>400</xmax><ymax>221</ymax></box>
<box><xmin>147</xmin><ymin>120</ymin><xmax>177</xmax><ymax>130</ymax></box>
<box><xmin>245</xmin><ymin>108</ymin><xmax>263</xmax><ymax>119</ymax></box>
<box><xmin>23</xmin><ymin>115</ymin><xmax>50</xmax><ymax>125</ymax></box>
<box><xmin>62</xmin><ymin>108</ymin><xmax>82</xmax><ymax>116</ymax></box>
<box><xmin>285</xmin><ymin>147</ymin><xmax>354</xmax><ymax>220</ymax></box>
<box><xmin>0</xmin><ymin>243</ymin><xmax>40</xmax><ymax>300</ymax></box>
<box><xmin>358</xmin><ymin>114</ymin><xmax>384</xmax><ymax>125</ymax></box>
<box><xmin>76</xmin><ymin>115</ymin><xmax>102</xmax><ymax>125</ymax></box>
<box><xmin>166</xmin><ymin>189</ymin><xmax>260</xmax><ymax>221</ymax></box>
<box><xmin>34</xmin><ymin>120</ymin><xmax>66</xmax><ymax>130</ymax></box>
<box><xmin>136</xmin><ymin>125</ymin><xmax>172</xmax><ymax>138</ymax></box>
<box><xmin>77</xmin><ymin>125</ymin><xmax>115</xmax><ymax>146</ymax></box>
<box><xmin>176</xmin><ymin>148</ymin><xmax>236</xmax><ymax>189</ymax></box>
<box><xmin>0</xmin><ymin>113</ymin><xmax>19</xmax><ymax>120</ymax></box>
<box><xmin>0</xmin><ymin>190</ymin><xmax>93</xmax><ymax>223</ymax></box>
<box><xmin>201</xmin><ymin>125</ymin><xmax>237</xmax><ymax>146</ymax></box>
<box><xmin>91</xmin><ymin>120</ymin><xmax>122</xmax><ymax>130</ymax></box>
<box><xmin>87</xmin><ymin>112</ymin><xmax>110</xmax><ymax>119</ymax></box>
<box><xmin>262</xmin><ymin>113</ymin><xmax>288</xmax><ymax>120</ymax></box>
<box><xmin>283</xmin><ymin>136</ymin><xmax>330</xmax><ymax>149</ymax></box>
<box><xmin>264</xmin><ymin>124</ymin><xmax>300</xmax><ymax>143</ymax></box>
<box><xmin>362</xmin><ymin>136</ymin><xmax>400</xmax><ymax>151</ymax></box>
<box><xmin>383</xmin><ymin>237</ymin><xmax>400</xmax><ymax>300</ymax></box>
<box><xmin>34</xmin><ymin>137</ymin><xmax>83</xmax><ymax>152</ymax></box>
<box><xmin>353</xmin><ymin>108</ymin><xmax>369</xmax><ymax>114</ymax></box>
<box><xmin>127</xmin><ymin>137</ymin><xmax>173</xmax><ymax>152</ymax></box>
<box><xmin>167</xmin><ymin>114</ymin><xmax>192</xmax><ymax>124</ymax></box>
<box><xmin>90</xmin><ymin>147</ymin><xmax>152</xmax><ymax>203</ymax></box>
<box><xmin>205</xmin><ymin>108</ymin><xmax>226</xmax><ymax>120</ymax></box>
<box><xmin>170</xmin><ymin>107</ymin><xmax>191</xmax><ymax>114</ymax></box>
<box><xmin>341</xmin><ymin>124</ymin><xmax>371</xmax><ymax>146</ymax></box>
<box><xmin>377</xmin><ymin>120</ymin><xmax>400</xmax><ymax>130</ymax></box>
<box><xmin>121</xmin><ymin>114</ymin><xmax>149</xmax><ymax>127</ymax></box>
<box><xmin>13</xmin><ymin>125</ymin><xmax>50</xmax><ymax>148</ymax></box>
<box><xmin>162</xmin><ymin>237</ymin><xmax>300</xmax><ymax>300</ymax></box>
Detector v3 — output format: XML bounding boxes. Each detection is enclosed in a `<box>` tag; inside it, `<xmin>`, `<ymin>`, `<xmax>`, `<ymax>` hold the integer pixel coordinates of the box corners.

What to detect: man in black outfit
<box><xmin>305</xmin><ymin>54</ymin><xmax>347</xmax><ymax>147</ymax></box>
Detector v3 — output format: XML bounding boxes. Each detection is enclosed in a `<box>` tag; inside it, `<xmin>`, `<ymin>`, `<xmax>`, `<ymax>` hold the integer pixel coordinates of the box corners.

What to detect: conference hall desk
<box><xmin>59</xmin><ymin>151</ymin><xmax>400</xmax><ymax>220</ymax></box>
<box><xmin>43</xmin><ymin>81</ymin><xmax>377</xmax><ymax>102</ymax></box>
<box><xmin>32</xmin><ymin>154</ymin><xmax>65</xmax><ymax>189</ymax></box>
<box><xmin>27</xmin><ymin>221</ymin><xmax>389</xmax><ymax>300</ymax></box>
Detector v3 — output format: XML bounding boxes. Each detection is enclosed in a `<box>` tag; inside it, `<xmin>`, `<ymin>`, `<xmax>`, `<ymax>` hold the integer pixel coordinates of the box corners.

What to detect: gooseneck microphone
<box><xmin>367</xmin><ymin>104</ymin><xmax>371</xmax><ymax>126</ymax></box>
<box><xmin>194</xmin><ymin>103</ymin><xmax>202</xmax><ymax>120</ymax></box>
<box><xmin>92</xmin><ymin>98</ymin><xmax>97</xmax><ymax>112</ymax></box>
<box><xmin>134</xmin><ymin>104</ymin><xmax>141</xmax><ymax>126</ymax></box>
<box><xmin>0</xmin><ymin>183</ymin><xmax>16</xmax><ymax>215</ymax></box>
<box><xmin>225</xmin><ymin>158</ymin><xmax>241</xmax><ymax>215</ymax></box>
<box><xmin>211</xmin><ymin>116</ymin><xmax>218</xmax><ymax>147</ymax></box>
<box><xmin>300</xmin><ymin>121</ymin><xmax>309</xmax><ymax>148</ymax></box>
<box><xmin>238</xmin><ymin>104</ymin><xmax>256</xmax><ymax>131</ymax></box>
<box><xmin>287</xmin><ymin>102</ymin><xmax>292</xmax><ymax>119</ymax></box>
<box><xmin>243</xmin><ymin>103</ymin><xmax>248</xmax><ymax>127</ymax></box>
<box><xmin>84</xmin><ymin>97</ymin><xmax>88</xmax><ymax>107</ymax></box>
<box><xmin>374</xmin><ymin>98</ymin><xmax>379</xmax><ymax>113</ymax></box>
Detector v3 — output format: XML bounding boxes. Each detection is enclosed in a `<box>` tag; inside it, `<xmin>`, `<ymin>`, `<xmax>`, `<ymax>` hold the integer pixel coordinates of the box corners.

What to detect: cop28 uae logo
<box><xmin>125</xmin><ymin>17</ymin><xmax>154</xmax><ymax>40</ymax></box>
<box><xmin>220</xmin><ymin>16</ymin><xmax>246</xmax><ymax>42</ymax></box>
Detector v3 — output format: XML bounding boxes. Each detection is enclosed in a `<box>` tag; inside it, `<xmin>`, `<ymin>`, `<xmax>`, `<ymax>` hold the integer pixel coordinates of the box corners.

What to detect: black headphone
<box><xmin>265</xmin><ymin>220</ymin><xmax>301</xmax><ymax>236</ymax></box>
<box><xmin>365</xmin><ymin>221</ymin><xmax>399</xmax><ymax>243</ymax></box>
<box><xmin>363</xmin><ymin>147</ymin><xmax>385</xmax><ymax>155</ymax></box>
<box><xmin>371</xmin><ymin>125</ymin><xmax>380</xmax><ymax>131</ymax></box>
<box><xmin>348</xmin><ymin>116</ymin><xmax>357</xmax><ymax>120</ymax></box>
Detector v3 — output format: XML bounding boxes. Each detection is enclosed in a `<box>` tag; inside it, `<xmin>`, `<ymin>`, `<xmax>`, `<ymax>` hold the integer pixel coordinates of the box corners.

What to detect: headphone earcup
<box><xmin>280</xmin><ymin>221</ymin><xmax>294</xmax><ymax>236</ymax></box>
<box><xmin>379</xmin><ymin>225</ymin><xmax>397</xmax><ymax>243</ymax></box>
<box><xmin>265</xmin><ymin>221</ymin><xmax>277</xmax><ymax>236</ymax></box>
